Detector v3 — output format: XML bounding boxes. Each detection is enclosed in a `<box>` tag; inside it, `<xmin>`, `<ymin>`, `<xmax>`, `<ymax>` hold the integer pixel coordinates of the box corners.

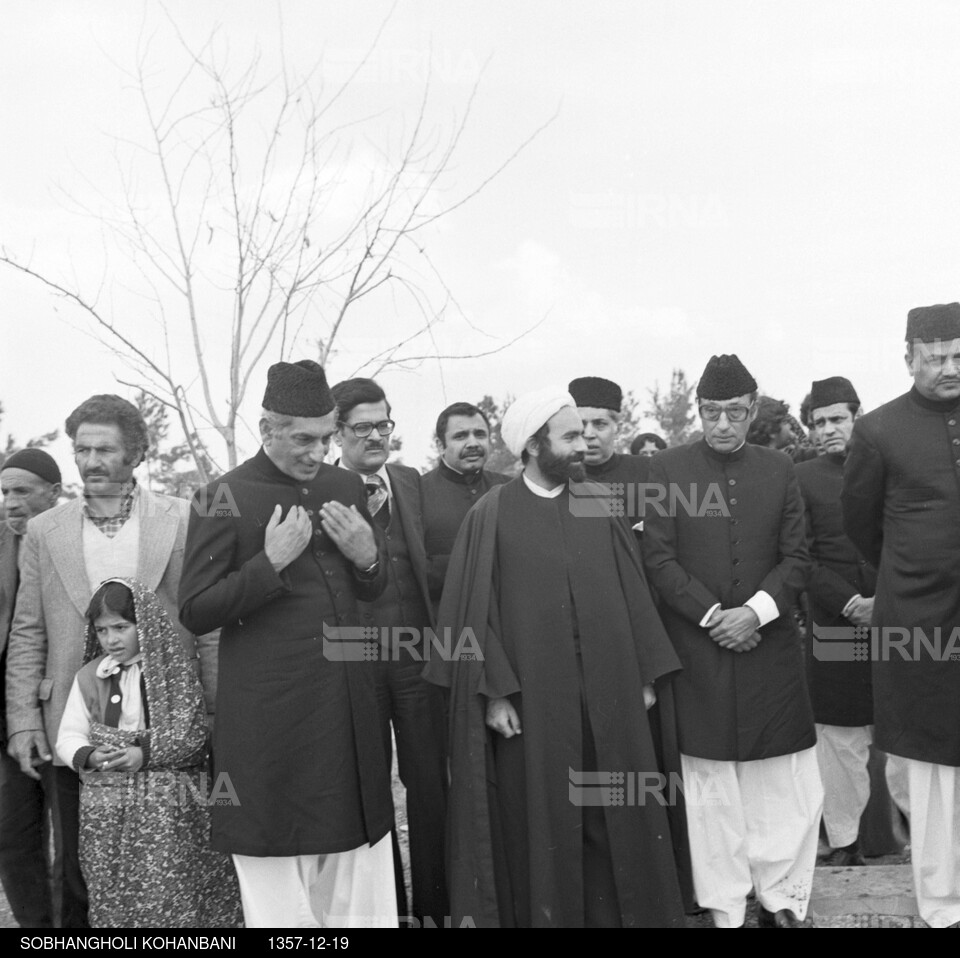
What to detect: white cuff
<box><xmin>745</xmin><ymin>591</ymin><xmax>778</xmax><ymax>628</ymax></box>
<box><xmin>699</xmin><ymin>602</ymin><xmax>722</xmax><ymax>628</ymax></box>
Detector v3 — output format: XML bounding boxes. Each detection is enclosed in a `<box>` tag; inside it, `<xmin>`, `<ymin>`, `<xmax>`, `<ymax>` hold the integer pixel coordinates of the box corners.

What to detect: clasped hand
<box><xmin>706</xmin><ymin>606</ymin><xmax>762</xmax><ymax>652</ymax></box>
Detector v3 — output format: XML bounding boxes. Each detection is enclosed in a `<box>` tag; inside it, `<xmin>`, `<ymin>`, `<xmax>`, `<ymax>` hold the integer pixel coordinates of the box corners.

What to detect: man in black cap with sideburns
<box><xmin>842</xmin><ymin>304</ymin><xmax>960</xmax><ymax>928</ymax></box>
<box><xmin>178</xmin><ymin>360</ymin><xmax>397</xmax><ymax>928</ymax></box>
<box><xmin>569</xmin><ymin>376</ymin><xmax>649</xmax><ymax>535</ymax></box>
<box><xmin>643</xmin><ymin>354</ymin><xmax>820</xmax><ymax>929</ymax></box>
<box><xmin>795</xmin><ymin>378</ymin><xmax>881</xmax><ymax>866</ymax></box>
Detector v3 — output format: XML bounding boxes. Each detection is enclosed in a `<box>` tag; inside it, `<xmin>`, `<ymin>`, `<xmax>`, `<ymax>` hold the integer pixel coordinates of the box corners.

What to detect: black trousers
<box><xmin>375</xmin><ymin>655</ymin><xmax>449</xmax><ymax>926</ymax></box>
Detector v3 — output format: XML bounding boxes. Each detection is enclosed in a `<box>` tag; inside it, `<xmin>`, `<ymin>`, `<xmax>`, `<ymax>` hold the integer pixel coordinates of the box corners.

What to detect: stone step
<box><xmin>810</xmin><ymin>864</ymin><xmax>919</xmax><ymax>925</ymax></box>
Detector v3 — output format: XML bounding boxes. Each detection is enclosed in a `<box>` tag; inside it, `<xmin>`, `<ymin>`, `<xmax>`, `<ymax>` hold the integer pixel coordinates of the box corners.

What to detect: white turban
<box><xmin>501</xmin><ymin>387</ymin><xmax>577</xmax><ymax>458</ymax></box>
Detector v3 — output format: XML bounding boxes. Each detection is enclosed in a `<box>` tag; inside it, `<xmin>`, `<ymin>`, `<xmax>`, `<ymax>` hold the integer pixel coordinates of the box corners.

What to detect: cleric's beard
<box><xmin>539</xmin><ymin>442</ymin><xmax>586</xmax><ymax>485</ymax></box>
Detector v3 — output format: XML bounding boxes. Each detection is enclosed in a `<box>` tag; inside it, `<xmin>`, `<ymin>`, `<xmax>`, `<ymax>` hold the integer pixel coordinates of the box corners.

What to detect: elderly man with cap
<box><xmin>794</xmin><ymin>377</ymin><xmax>881</xmax><ymax>867</ymax></box>
<box><xmin>643</xmin><ymin>354</ymin><xmax>820</xmax><ymax>929</ymax></box>
<box><xmin>568</xmin><ymin>377</ymin><xmax>649</xmax><ymax>534</ymax></box>
<box><xmin>178</xmin><ymin>360</ymin><xmax>397</xmax><ymax>928</ymax></box>
<box><xmin>842</xmin><ymin>303</ymin><xmax>960</xmax><ymax>928</ymax></box>
<box><xmin>0</xmin><ymin>449</ymin><xmax>61</xmax><ymax>927</ymax></box>
<box><xmin>425</xmin><ymin>387</ymin><xmax>684</xmax><ymax>928</ymax></box>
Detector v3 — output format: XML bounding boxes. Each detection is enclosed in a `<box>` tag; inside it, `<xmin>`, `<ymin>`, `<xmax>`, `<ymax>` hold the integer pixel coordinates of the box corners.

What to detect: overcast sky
<box><xmin>3</xmin><ymin>1</ymin><xmax>960</xmax><ymax>476</ymax></box>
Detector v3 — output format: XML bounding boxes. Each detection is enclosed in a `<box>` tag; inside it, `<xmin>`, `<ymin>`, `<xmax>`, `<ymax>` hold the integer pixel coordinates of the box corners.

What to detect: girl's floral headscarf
<box><xmin>83</xmin><ymin>577</ymin><xmax>207</xmax><ymax>769</ymax></box>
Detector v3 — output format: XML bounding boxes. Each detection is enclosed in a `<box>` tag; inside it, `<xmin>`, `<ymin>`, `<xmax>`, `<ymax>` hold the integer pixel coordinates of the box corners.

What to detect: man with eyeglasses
<box><xmin>331</xmin><ymin>377</ymin><xmax>448</xmax><ymax>928</ymax></box>
<box><xmin>842</xmin><ymin>303</ymin><xmax>960</xmax><ymax>928</ymax></box>
<box><xmin>643</xmin><ymin>353</ymin><xmax>820</xmax><ymax>929</ymax></box>
<box><xmin>179</xmin><ymin>361</ymin><xmax>396</xmax><ymax>927</ymax></box>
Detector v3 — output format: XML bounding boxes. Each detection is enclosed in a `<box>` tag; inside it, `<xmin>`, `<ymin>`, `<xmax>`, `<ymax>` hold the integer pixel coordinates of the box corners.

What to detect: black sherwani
<box><xmin>642</xmin><ymin>440</ymin><xmax>815</xmax><ymax>761</ymax></box>
<box><xmin>842</xmin><ymin>388</ymin><xmax>960</xmax><ymax>767</ymax></box>
<box><xmin>178</xmin><ymin>449</ymin><xmax>393</xmax><ymax>855</ymax></box>
<box><xmin>420</xmin><ymin>461</ymin><xmax>510</xmax><ymax>607</ymax></box>
<box><xmin>795</xmin><ymin>453</ymin><xmax>876</xmax><ymax>726</ymax></box>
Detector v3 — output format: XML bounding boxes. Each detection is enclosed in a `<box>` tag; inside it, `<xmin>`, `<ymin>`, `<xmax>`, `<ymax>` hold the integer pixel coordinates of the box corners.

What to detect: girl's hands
<box><xmin>88</xmin><ymin>745</ymin><xmax>144</xmax><ymax>773</ymax></box>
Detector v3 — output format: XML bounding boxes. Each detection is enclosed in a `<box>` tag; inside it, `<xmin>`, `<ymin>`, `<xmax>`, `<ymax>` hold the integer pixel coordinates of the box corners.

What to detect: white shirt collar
<box><xmin>522</xmin><ymin>471</ymin><xmax>564</xmax><ymax>498</ymax></box>
<box><xmin>337</xmin><ymin>460</ymin><xmax>392</xmax><ymax>499</ymax></box>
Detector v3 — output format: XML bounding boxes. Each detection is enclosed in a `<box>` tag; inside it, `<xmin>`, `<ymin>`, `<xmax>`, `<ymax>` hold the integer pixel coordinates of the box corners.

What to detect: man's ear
<box><xmin>524</xmin><ymin>436</ymin><xmax>540</xmax><ymax>460</ymax></box>
<box><xmin>258</xmin><ymin>418</ymin><xmax>271</xmax><ymax>444</ymax></box>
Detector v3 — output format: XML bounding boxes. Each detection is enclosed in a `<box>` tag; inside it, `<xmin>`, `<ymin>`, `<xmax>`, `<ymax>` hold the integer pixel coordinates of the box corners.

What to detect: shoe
<box><xmin>819</xmin><ymin>843</ymin><xmax>866</xmax><ymax>867</ymax></box>
<box><xmin>758</xmin><ymin>907</ymin><xmax>814</xmax><ymax>928</ymax></box>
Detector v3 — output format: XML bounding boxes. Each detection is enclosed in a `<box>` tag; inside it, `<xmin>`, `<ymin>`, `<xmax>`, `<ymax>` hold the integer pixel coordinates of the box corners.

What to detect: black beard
<box><xmin>538</xmin><ymin>441</ymin><xmax>586</xmax><ymax>485</ymax></box>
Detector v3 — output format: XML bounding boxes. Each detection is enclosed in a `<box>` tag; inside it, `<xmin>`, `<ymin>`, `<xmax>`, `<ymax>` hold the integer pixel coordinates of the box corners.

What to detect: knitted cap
<box><xmin>696</xmin><ymin>354</ymin><xmax>758</xmax><ymax>401</ymax></box>
<box><xmin>1</xmin><ymin>448</ymin><xmax>61</xmax><ymax>485</ymax></box>
<box><xmin>568</xmin><ymin>376</ymin><xmax>623</xmax><ymax>412</ymax></box>
<box><xmin>262</xmin><ymin>360</ymin><xmax>335</xmax><ymax>417</ymax></box>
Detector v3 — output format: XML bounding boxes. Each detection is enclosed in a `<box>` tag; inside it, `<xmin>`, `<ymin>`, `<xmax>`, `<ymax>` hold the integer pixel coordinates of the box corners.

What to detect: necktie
<box><xmin>103</xmin><ymin>665</ymin><xmax>130</xmax><ymax>728</ymax></box>
<box><xmin>365</xmin><ymin>474</ymin><xmax>389</xmax><ymax>519</ymax></box>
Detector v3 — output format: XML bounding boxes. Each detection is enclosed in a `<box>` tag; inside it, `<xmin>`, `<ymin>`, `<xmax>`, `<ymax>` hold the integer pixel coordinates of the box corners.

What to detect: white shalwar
<box><xmin>816</xmin><ymin>723</ymin><xmax>872</xmax><ymax>848</ymax></box>
<box><xmin>885</xmin><ymin>755</ymin><xmax>960</xmax><ymax>928</ymax></box>
<box><xmin>232</xmin><ymin>833</ymin><xmax>397</xmax><ymax>928</ymax></box>
<box><xmin>681</xmin><ymin>747</ymin><xmax>824</xmax><ymax>928</ymax></box>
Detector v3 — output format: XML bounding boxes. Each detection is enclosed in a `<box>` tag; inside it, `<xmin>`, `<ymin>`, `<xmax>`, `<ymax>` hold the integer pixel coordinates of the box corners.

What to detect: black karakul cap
<box><xmin>697</xmin><ymin>354</ymin><xmax>758</xmax><ymax>401</ymax></box>
<box><xmin>568</xmin><ymin>376</ymin><xmax>623</xmax><ymax>412</ymax></box>
<box><xmin>809</xmin><ymin>376</ymin><xmax>860</xmax><ymax>410</ymax></box>
<box><xmin>905</xmin><ymin>303</ymin><xmax>960</xmax><ymax>343</ymax></box>
<box><xmin>262</xmin><ymin>360</ymin><xmax>335</xmax><ymax>417</ymax></box>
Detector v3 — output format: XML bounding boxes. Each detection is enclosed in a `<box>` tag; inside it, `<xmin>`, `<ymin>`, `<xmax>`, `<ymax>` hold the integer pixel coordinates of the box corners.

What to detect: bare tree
<box><xmin>1</xmin><ymin>12</ymin><xmax>550</xmax><ymax>480</ymax></box>
<box><xmin>647</xmin><ymin>368</ymin><xmax>700</xmax><ymax>447</ymax></box>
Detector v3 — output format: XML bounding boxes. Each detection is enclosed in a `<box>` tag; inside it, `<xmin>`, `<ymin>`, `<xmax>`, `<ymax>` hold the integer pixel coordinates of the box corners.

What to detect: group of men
<box><xmin>0</xmin><ymin>301</ymin><xmax>958</xmax><ymax>929</ymax></box>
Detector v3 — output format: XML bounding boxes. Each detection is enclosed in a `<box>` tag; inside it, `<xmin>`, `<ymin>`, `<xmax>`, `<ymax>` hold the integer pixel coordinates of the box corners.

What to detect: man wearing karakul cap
<box><xmin>795</xmin><ymin>377</ymin><xmax>888</xmax><ymax>867</ymax></box>
<box><xmin>643</xmin><ymin>354</ymin><xmax>820</xmax><ymax>928</ymax></box>
<box><xmin>568</xmin><ymin>377</ymin><xmax>650</xmax><ymax>535</ymax></box>
<box><xmin>425</xmin><ymin>387</ymin><xmax>685</xmax><ymax>927</ymax></box>
<box><xmin>178</xmin><ymin>359</ymin><xmax>397</xmax><ymax>928</ymax></box>
<box><xmin>842</xmin><ymin>304</ymin><xmax>960</xmax><ymax>927</ymax></box>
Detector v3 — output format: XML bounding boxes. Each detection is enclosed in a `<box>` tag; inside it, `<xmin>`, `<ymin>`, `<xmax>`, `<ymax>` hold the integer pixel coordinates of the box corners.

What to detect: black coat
<box><xmin>795</xmin><ymin>453</ymin><xmax>876</xmax><ymax>726</ymax></box>
<box><xmin>420</xmin><ymin>462</ymin><xmax>510</xmax><ymax>605</ymax></box>
<box><xmin>643</xmin><ymin>440</ymin><xmax>815</xmax><ymax>761</ymax></box>
<box><xmin>842</xmin><ymin>388</ymin><xmax>960</xmax><ymax>766</ymax></box>
<box><xmin>178</xmin><ymin>449</ymin><xmax>394</xmax><ymax>855</ymax></box>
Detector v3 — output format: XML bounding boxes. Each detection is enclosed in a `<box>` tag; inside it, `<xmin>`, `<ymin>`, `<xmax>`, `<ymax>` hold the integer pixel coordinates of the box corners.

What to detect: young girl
<box><xmin>56</xmin><ymin>577</ymin><xmax>242</xmax><ymax>928</ymax></box>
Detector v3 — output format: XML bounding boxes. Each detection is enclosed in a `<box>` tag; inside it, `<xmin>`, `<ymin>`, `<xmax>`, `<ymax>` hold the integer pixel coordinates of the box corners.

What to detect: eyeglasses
<box><xmin>699</xmin><ymin>403</ymin><xmax>754</xmax><ymax>423</ymax></box>
<box><xmin>339</xmin><ymin>419</ymin><xmax>396</xmax><ymax>438</ymax></box>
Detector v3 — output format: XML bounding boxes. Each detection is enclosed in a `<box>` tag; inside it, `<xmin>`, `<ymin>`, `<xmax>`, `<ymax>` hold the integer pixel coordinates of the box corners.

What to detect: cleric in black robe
<box><xmin>424</xmin><ymin>387</ymin><xmax>685</xmax><ymax>928</ymax></box>
<box><xmin>842</xmin><ymin>303</ymin><xmax>960</xmax><ymax>928</ymax></box>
